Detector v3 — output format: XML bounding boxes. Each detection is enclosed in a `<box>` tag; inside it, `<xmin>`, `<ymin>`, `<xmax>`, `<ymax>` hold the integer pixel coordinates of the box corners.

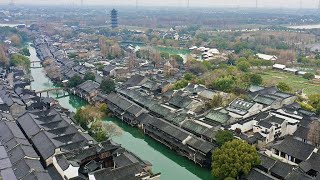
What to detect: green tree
<box><xmin>303</xmin><ymin>73</ymin><xmax>315</xmax><ymax>80</ymax></box>
<box><xmin>215</xmin><ymin>130</ymin><xmax>234</xmax><ymax>147</ymax></box>
<box><xmin>184</xmin><ymin>73</ymin><xmax>196</xmax><ymax>81</ymax></box>
<box><xmin>20</xmin><ymin>47</ymin><xmax>30</xmax><ymax>56</ymax></box>
<box><xmin>11</xmin><ymin>54</ymin><xmax>30</xmax><ymax>70</ymax></box>
<box><xmin>68</xmin><ymin>75</ymin><xmax>83</xmax><ymax>88</ymax></box>
<box><xmin>84</xmin><ymin>71</ymin><xmax>95</xmax><ymax>81</ymax></box>
<box><xmin>97</xmin><ymin>64</ymin><xmax>104</xmax><ymax>71</ymax></box>
<box><xmin>214</xmin><ymin>76</ymin><xmax>235</xmax><ymax>92</ymax></box>
<box><xmin>276</xmin><ymin>82</ymin><xmax>292</xmax><ymax>92</ymax></box>
<box><xmin>170</xmin><ymin>54</ymin><xmax>184</xmax><ymax>65</ymax></box>
<box><xmin>237</xmin><ymin>61</ymin><xmax>251</xmax><ymax>72</ymax></box>
<box><xmin>100</xmin><ymin>79</ymin><xmax>115</xmax><ymax>94</ymax></box>
<box><xmin>173</xmin><ymin>79</ymin><xmax>189</xmax><ymax>90</ymax></box>
<box><xmin>212</xmin><ymin>139</ymin><xmax>260</xmax><ymax>180</ymax></box>
<box><xmin>160</xmin><ymin>52</ymin><xmax>170</xmax><ymax>59</ymax></box>
<box><xmin>233</xmin><ymin>42</ymin><xmax>248</xmax><ymax>54</ymax></box>
<box><xmin>249</xmin><ymin>74</ymin><xmax>262</xmax><ymax>85</ymax></box>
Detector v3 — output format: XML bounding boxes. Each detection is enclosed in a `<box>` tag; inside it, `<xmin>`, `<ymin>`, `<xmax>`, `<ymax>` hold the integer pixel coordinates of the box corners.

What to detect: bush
<box><xmin>303</xmin><ymin>73</ymin><xmax>315</xmax><ymax>80</ymax></box>
<box><xmin>249</xmin><ymin>74</ymin><xmax>262</xmax><ymax>85</ymax></box>
<box><xmin>68</xmin><ymin>75</ymin><xmax>84</xmax><ymax>88</ymax></box>
<box><xmin>84</xmin><ymin>71</ymin><xmax>95</xmax><ymax>81</ymax></box>
<box><xmin>277</xmin><ymin>82</ymin><xmax>292</xmax><ymax>92</ymax></box>
<box><xmin>100</xmin><ymin>79</ymin><xmax>115</xmax><ymax>94</ymax></box>
<box><xmin>215</xmin><ymin>130</ymin><xmax>234</xmax><ymax>146</ymax></box>
<box><xmin>214</xmin><ymin>76</ymin><xmax>235</xmax><ymax>92</ymax></box>
<box><xmin>20</xmin><ymin>47</ymin><xmax>30</xmax><ymax>56</ymax></box>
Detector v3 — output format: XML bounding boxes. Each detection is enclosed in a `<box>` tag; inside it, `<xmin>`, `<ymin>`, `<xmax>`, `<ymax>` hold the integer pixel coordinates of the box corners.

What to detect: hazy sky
<box><xmin>3</xmin><ymin>0</ymin><xmax>320</xmax><ymax>9</ymax></box>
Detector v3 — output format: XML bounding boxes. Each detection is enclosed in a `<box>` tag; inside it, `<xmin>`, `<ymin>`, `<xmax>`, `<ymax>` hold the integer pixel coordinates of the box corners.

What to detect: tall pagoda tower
<box><xmin>111</xmin><ymin>9</ymin><xmax>118</xmax><ymax>28</ymax></box>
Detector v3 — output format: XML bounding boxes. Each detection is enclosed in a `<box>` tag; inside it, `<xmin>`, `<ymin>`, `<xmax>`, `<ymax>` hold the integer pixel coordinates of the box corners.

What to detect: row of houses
<box><xmin>105</xmin><ymin>92</ymin><xmax>216</xmax><ymax>167</ymax></box>
<box><xmin>273</xmin><ymin>63</ymin><xmax>320</xmax><ymax>79</ymax></box>
<box><xmin>0</xmin><ymin>65</ymin><xmax>160</xmax><ymax>179</ymax></box>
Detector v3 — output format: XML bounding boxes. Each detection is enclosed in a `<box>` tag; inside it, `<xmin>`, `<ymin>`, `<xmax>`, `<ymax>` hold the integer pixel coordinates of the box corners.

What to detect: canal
<box><xmin>28</xmin><ymin>45</ymin><xmax>212</xmax><ymax>180</ymax></box>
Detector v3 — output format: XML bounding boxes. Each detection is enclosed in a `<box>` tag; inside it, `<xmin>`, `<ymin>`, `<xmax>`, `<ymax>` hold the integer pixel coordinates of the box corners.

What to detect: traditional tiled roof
<box><xmin>124</xmin><ymin>74</ymin><xmax>148</xmax><ymax>87</ymax></box>
<box><xmin>272</xmin><ymin>137</ymin><xmax>315</xmax><ymax>161</ymax></box>
<box><xmin>270</xmin><ymin>160</ymin><xmax>294</xmax><ymax>179</ymax></box>
<box><xmin>17</xmin><ymin>109</ymin><xmax>93</xmax><ymax>160</ymax></box>
<box><xmin>168</xmin><ymin>94</ymin><xmax>192</xmax><ymax>109</ymax></box>
<box><xmin>246</xmin><ymin>168</ymin><xmax>279</xmax><ymax>180</ymax></box>
<box><xmin>149</xmin><ymin>103</ymin><xmax>172</xmax><ymax>117</ymax></box>
<box><xmin>254</xmin><ymin>95</ymin><xmax>278</xmax><ymax>105</ymax></box>
<box><xmin>300</xmin><ymin>152</ymin><xmax>320</xmax><ymax>174</ymax></box>
<box><xmin>205</xmin><ymin>110</ymin><xmax>231</xmax><ymax>125</ymax></box>
<box><xmin>77</xmin><ymin>80</ymin><xmax>100</xmax><ymax>94</ymax></box>
<box><xmin>0</xmin><ymin>119</ymin><xmax>51</xmax><ymax>180</ymax></box>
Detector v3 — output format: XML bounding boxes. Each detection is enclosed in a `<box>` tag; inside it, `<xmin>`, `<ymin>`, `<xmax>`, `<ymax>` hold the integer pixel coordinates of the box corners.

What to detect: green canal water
<box><xmin>29</xmin><ymin>45</ymin><xmax>212</xmax><ymax>180</ymax></box>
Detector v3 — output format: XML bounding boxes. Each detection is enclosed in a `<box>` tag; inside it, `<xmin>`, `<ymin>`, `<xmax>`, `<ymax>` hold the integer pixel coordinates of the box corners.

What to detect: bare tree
<box><xmin>307</xmin><ymin>120</ymin><xmax>320</xmax><ymax>147</ymax></box>
<box><xmin>10</xmin><ymin>34</ymin><xmax>21</xmax><ymax>46</ymax></box>
<box><xmin>0</xmin><ymin>45</ymin><xmax>9</xmax><ymax>67</ymax></box>
<box><xmin>102</xmin><ymin>123</ymin><xmax>123</xmax><ymax>139</ymax></box>
<box><xmin>127</xmin><ymin>53</ymin><xmax>136</xmax><ymax>71</ymax></box>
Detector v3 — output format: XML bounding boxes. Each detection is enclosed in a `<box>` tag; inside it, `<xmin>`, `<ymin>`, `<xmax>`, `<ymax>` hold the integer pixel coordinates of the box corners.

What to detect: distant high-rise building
<box><xmin>111</xmin><ymin>9</ymin><xmax>118</xmax><ymax>28</ymax></box>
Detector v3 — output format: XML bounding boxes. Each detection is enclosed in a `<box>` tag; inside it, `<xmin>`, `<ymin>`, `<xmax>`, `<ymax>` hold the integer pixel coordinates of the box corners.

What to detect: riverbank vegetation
<box><xmin>10</xmin><ymin>54</ymin><xmax>30</xmax><ymax>71</ymax></box>
<box><xmin>74</xmin><ymin>103</ymin><xmax>122</xmax><ymax>142</ymax></box>
<box><xmin>43</xmin><ymin>59</ymin><xmax>62</xmax><ymax>81</ymax></box>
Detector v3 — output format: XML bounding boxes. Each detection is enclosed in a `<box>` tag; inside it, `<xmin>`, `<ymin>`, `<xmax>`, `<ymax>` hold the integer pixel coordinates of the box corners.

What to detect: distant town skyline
<box><xmin>1</xmin><ymin>0</ymin><xmax>320</xmax><ymax>9</ymax></box>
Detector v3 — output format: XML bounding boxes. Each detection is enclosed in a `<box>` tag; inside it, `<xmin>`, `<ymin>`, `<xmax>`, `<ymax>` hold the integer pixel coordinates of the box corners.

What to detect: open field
<box><xmin>259</xmin><ymin>70</ymin><xmax>320</xmax><ymax>96</ymax></box>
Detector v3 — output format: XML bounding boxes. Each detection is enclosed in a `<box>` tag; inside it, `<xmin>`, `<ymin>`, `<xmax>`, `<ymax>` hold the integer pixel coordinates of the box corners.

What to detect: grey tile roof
<box><xmin>169</xmin><ymin>95</ymin><xmax>192</xmax><ymax>109</ymax></box>
<box><xmin>258</xmin><ymin>120</ymin><xmax>273</xmax><ymax>129</ymax></box>
<box><xmin>8</xmin><ymin>144</ymin><xmax>39</xmax><ymax>164</ymax></box>
<box><xmin>205</xmin><ymin>110</ymin><xmax>230</xmax><ymax>125</ymax></box>
<box><xmin>113</xmin><ymin>152</ymin><xmax>140</xmax><ymax>168</ymax></box>
<box><xmin>90</xmin><ymin>162</ymin><xmax>143</xmax><ymax>180</ymax></box>
<box><xmin>126</xmin><ymin>104</ymin><xmax>143</xmax><ymax>116</ymax></box>
<box><xmin>272</xmin><ymin>137</ymin><xmax>315</xmax><ymax>161</ymax></box>
<box><xmin>17</xmin><ymin>109</ymin><xmax>91</xmax><ymax>160</ymax></box>
<box><xmin>77</xmin><ymin>80</ymin><xmax>100</xmax><ymax>94</ymax></box>
<box><xmin>247</xmin><ymin>168</ymin><xmax>279</xmax><ymax>180</ymax></box>
<box><xmin>293</xmin><ymin>126</ymin><xmax>310</xmax><ymax>141</ymax></box>
<box><xmin>259</xmin><ymin>153</ymin><xmax>277</xmax><ymax>171</ymax></box>
<box><xmin>146</xmin><ymin>116</ymin><xmax>189</xmax><ymax>142</ymax></box>
<box><xmin>185</xmin><ymin>136</ymin><xmax>215</xmax><ymax>154</ymax></box>
<box><xmin>284</xmin><ymin>169</ymin><xmax>315</xmax><ymax>180</ymax></box>
<box><xmin>254</xmin><ymin>95</ymin><xmax>278</xmax><ymax>105</ymax></box>
<box><xmin>300</xmin><ymin>152</ymin><xmax>320</xmax><ymax>173</ymax></box>
<box><xmin>124</xmin><ymin>74</ymin><xmax>148</xmax><ymax>87</ymax></box>
<box><xmin>270</xmin><ymin>160</ymin><xmax>293</xmax><ymax>178</ymax></box>
<box><xmin>149</xmin><ymin>103</ymin><xmax>171</xmax><ymax>117</ymax></box>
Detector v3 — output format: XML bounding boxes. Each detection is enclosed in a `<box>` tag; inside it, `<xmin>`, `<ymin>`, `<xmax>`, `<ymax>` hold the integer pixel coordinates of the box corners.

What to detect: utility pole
<box><xmin>318</xmin><ymin>0</ymin><xmax>320</xmax><ymax>10</ymax></box>
<box><xmin>187</xmin><ymin>0</ymin><xmax>190</xmax><ymax>8</ymax></box>
<box><xmin>256</xmin><ymin>0</ymin><xmax>258</xmax><ymax>8</ymax></box>
<box><xmin>136</xmin><ymin>0</ymin><xmax>138</xmax><ymax>9</ymax></box>
<box><xmin>299</xmin><ymin>0</ymin><xmax>302</xmax><ymax>9</ymax></box>
<box><xmin>81</xmin><ymin>0</ymin><xmax>83</xmax><ymax>8</ymax></box>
